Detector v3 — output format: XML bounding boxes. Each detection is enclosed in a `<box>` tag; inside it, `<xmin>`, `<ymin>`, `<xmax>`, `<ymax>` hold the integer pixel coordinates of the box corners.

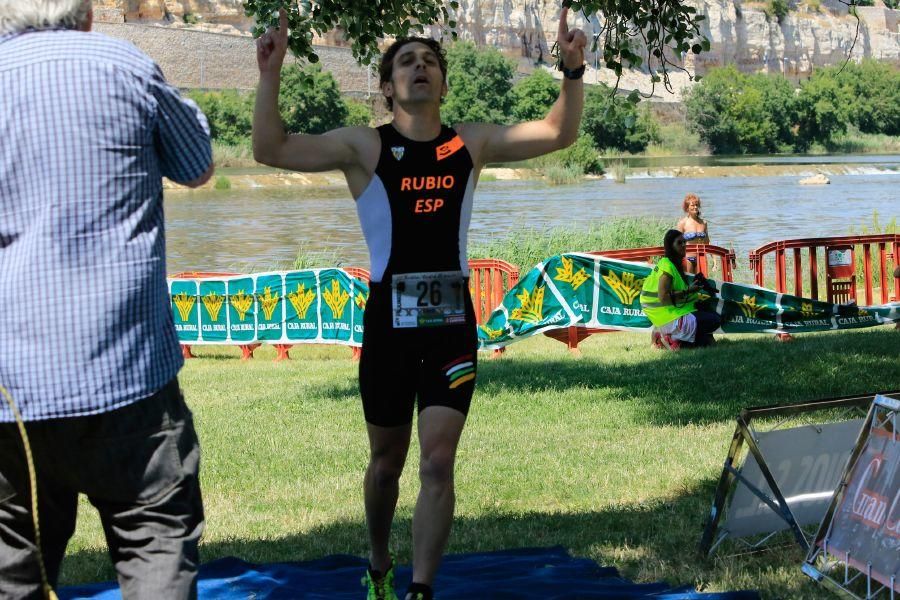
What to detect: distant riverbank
<box><xmin>165</xmin><ymin>161</ymin><xmax>900</xmax><ymax>191</ymax></box>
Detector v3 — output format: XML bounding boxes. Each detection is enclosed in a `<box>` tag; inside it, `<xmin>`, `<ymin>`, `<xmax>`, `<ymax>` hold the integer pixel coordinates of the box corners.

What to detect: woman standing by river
<box><xmin>676</xmin><ymin>193</ymin><xmax>710</xmax><ymax>274</ymax></box>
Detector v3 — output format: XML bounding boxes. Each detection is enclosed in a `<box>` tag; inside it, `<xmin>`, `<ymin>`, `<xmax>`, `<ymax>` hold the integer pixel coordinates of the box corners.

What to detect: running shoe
<box><xmin>362</xmin><ymin>560</ymin><xmax>398</xmax><ymax>600</ymax></box>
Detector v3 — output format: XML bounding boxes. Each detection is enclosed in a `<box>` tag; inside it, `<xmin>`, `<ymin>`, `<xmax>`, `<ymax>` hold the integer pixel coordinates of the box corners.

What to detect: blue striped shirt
<box><xmin>0</xmin><ymin>29</ymin><xmax>212</xmax><ymax>421</ymax></box>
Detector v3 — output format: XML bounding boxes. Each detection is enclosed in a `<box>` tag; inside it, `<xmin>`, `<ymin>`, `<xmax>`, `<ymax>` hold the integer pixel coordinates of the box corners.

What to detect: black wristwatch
<box><xmin>560</xmin><ymin>63</ymin><xmax>586</xmax><ymax>80</ymax></box>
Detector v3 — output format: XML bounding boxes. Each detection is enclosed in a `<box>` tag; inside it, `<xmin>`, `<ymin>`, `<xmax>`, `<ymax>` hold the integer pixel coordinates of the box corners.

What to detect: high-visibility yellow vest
<box><xmin>640</xmin><ymin>257</ymin><xmax>695</xmax><ymax>327</ymax></box>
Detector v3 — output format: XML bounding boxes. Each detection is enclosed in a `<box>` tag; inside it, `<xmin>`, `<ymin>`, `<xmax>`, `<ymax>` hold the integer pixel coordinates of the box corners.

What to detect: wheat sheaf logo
<box><xmin>800</xmin><ymin>301</ymin><xmax>816</xmax><ymax>318</ymax></box>
<box><xmin>480</xmin><ymin>325</ymin><xmax>504</xmax><ymax>340</ymax></box>
<box><xmin>510</xmin><ymin>286</ymin><xmax>545</xmax><ymax>324</ymax></box>
<box><xmin>201</xmin><ymin>292</ymin><xmax>225</xmax><ymax>322</ymax></box>
<box><xmin>355</xmin><ymin>290</ymin><xmax>368</xmax><ymax>310</ymax></box>
<box><xmin>230</xmin><ymin>289</ymin><xmax>254</xmax><ymax>321</ymax></box>
<box><xmin>257</xmin><ymin>287</ymin><xmax>281</xmax><ymax>321</ymax></box>
<box><xmin>602</xmin><ymin>270</ymin><xmax>645</xmax><ymax>305</ymax></box>
<box><xmin>173</xmin><ymin>291</ymin><xmax>196</xmax><ymax>322</ymax></box>
<box><xmin>554</xmin><ymin>255</ymin><xmax>591</xmax><ymax>291</ymax></box>
<box><xmin>287</xmin><ymin>283</ymin><xmax>316</xmax><ymax>318</ymax></box>
<box><xmin>323</xmin><ymin>279</ymin><xmax>350</xmax><ymax>319</ymax></box>
<box><xmin>737</xmin><ymin>295</ymin><xmax>766</xmax><ymax>318</ymax></box>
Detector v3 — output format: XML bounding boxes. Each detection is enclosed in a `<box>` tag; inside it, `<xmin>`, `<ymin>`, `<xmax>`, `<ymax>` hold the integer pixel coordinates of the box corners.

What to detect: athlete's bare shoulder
<box><xmin>453</xmin><ymin>122</ymin><xmax>494</xmax><ymax>168</ymax></box>
<box><xmin>327</xmin><ymin>126</ymin><xmax>380</xmax><ymax>198</ymax></box>
<box><xmin>323</xmin><ymin>125</ymin><xmax>380</xmax><ymax>170</ymax></box>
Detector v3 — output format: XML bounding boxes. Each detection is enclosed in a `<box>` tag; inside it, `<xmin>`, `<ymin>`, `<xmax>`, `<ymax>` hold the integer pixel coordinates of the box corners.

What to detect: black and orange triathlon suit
<box><xmin>356</xmin><ymin>123</ymin><xmax>478</xmax><ymax>427</ymax></box>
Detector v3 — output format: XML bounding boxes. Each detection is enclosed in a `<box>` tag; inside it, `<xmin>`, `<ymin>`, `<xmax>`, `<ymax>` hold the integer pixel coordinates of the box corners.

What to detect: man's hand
<box><xmin>257</xmin><ymin>8</ymin><xmax>289</xmax><ymax>74</ymax></box>
<box><xmin>558</xmin><ymin>6</ymin><xmax>587</xmax><ymax>69</ymax></box>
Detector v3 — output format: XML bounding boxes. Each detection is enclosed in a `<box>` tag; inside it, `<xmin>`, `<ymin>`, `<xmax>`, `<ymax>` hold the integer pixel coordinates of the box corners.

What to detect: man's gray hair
<box><xmin>0</xmin><ymin>0</ymin><xmax>91</xmax><ymax>35</ymax></box>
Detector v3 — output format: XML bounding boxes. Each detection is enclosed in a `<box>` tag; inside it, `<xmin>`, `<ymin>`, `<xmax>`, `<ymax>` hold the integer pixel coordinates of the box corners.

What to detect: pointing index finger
<box><xmin>558</xmin><ymin>5</ymin><xmax>569</xmax><ymax>39</ymax></box>
<box><xmin>278</xmin><ymin>7</ymin><xmax>288</xmax><ymax>33</ymax></box>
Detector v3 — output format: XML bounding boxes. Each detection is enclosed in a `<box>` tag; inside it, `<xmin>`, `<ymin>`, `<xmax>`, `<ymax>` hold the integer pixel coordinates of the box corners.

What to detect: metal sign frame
<box><xmin>699</xmin><ymin>391</ymin><xmax>899</xmax><ymax>557</ymax></box>
<box><xmin>803</xmin><ymin>395</ymin><xmax>900</xmax><ymax>600</ymax></box>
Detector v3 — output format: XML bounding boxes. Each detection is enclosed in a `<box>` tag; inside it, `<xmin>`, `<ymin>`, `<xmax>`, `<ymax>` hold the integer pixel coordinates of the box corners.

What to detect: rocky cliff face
<box><xmin>93</xmin><ymin>0</ymin><xmax>899</xmax><ymax>83</ymax></box>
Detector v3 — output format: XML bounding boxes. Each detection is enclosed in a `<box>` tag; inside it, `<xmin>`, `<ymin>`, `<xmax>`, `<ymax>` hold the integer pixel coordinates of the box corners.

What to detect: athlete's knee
<box><xmin>369</xmin><ymin>453</ymin><xmax>405</xmax><ymax>488</ymax></box>
<box><xmin>419</xmin><ymin>448</ymin><xmax>456</xmax><ymax>487</ymax></box>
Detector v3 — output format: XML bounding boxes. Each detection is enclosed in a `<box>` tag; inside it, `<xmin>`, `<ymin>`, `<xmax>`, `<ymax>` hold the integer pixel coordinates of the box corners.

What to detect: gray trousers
<box><xmin>0</xmin><ymin>378</ymin><xmax>204</xmax><ymax>600</ymax></box>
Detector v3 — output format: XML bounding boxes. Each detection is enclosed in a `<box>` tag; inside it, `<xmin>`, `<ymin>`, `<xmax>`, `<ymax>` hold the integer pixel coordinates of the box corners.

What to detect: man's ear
<box><xmin>382</xmin><ymin>81</ymin><xmax>393</xmax><ymax>102</ymax></box>
<box><xmin>79</xmin><ymin>5</ymin><xmax>93</xmax><ymax>31</ymax></box>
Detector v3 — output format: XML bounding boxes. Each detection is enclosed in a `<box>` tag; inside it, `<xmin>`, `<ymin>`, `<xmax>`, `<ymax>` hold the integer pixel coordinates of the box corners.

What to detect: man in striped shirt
<box><xmin>0</xmin><ymin>0</ymin><xmax>213</xmax><ymax>597</ymax></box>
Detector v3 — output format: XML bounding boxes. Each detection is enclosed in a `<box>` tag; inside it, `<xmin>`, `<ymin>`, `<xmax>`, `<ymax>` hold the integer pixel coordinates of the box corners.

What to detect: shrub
<box><xmin>765</xmin><ymin>0</ymin><xmax>790</xmax><ymax>22</ymax></box>
<box><xmin>344</xmin><ymin>98</ymin><xmax>373</xmax><ymax>127</ymax></box>
<box><xmin>532</xmin><ymin>134</ymin><xmax>604</xmax><ymax>176</ymax></box>
<box><xmin>187</xmin><ymin>90</ymin><xmax>254</xmax><ymax>146</ymax></box>
<box><xmin>542</xmin><ymin>163</ymin><xmax>584</xmax><ymax>185</ymax></box>
<box><xmin>213</xmin><ymin>175</ymin><xmax>232</xmax><ymax>190</ymax></box>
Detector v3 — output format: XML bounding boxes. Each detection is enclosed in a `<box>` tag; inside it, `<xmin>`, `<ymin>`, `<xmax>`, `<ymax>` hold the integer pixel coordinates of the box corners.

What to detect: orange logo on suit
<box><xmin>436</xmin><ymin>136</ymin><xmax>464</xmax><ymax>161</ymax></box>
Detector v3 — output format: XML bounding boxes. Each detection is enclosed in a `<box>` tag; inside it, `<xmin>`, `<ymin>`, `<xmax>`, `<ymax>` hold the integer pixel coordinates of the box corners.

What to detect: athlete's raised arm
<box><xmin>252</xmin><ymin>10</ymin><xmax>375</xmax><ymax>177</ymax></box>
<box><xmin>459</xmin><ymin>6</ymin><xmax>586</xmax><ymax>168</ymax></box>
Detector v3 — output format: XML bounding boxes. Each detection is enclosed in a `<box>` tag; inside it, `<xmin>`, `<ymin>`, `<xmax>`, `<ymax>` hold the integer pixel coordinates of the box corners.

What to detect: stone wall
<box><xmin>93</xmin><ymin>22</ymin><xmax>374</xmax><ymax>93</ymax></box>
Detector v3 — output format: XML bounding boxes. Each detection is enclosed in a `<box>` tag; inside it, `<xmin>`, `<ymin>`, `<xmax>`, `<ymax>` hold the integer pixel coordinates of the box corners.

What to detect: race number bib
<box><xmin>392</xmin><ymin>271</ymin><xmax>466</xmax><ymax>328</ymax></box>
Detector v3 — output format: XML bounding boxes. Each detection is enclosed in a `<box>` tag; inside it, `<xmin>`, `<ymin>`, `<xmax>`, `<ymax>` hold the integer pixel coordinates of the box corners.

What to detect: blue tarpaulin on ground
<box><xmin>60</xmin><ymin>546</ymin><xmax>758</xmax><ymax>599</ymax></box>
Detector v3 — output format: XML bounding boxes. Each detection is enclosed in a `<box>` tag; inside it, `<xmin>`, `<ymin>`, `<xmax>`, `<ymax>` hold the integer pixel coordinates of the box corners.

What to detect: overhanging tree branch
<box><xmin>243</xmin><ymin>0</ymin><xmax>710</xmax><ymax>94</ymax></box>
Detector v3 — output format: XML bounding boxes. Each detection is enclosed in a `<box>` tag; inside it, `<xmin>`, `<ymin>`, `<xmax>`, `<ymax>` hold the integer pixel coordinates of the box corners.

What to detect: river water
<box><xmin>164</xmin><ymin>155</ymin><xmax>900</xmax><ymax>274</ymax></box>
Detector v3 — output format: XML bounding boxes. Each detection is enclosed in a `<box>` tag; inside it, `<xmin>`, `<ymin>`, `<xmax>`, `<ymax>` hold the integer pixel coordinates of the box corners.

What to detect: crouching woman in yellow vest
<box><xmin>640</xmin><ymin>229</ymin><xmax>721</xmax><ymax>348</ymax></box>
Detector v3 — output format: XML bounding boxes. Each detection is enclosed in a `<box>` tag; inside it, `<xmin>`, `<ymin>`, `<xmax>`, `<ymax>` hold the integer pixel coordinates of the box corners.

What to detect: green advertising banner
<box><xmin>319</xmin><ymin>270</ymin><xmax>354</xmax><ymax>343</ymax></box>
<box><xmin>284</xmin><ymin>271</ymin><xmax>319</xmax><ymax>342</ymax></box>
<box><xmin>352</xmin><ymin>283</ymin><xmax>367</xmax><ymax>346</ymax></box>
<box><xmin>199</xmin><ymin>281</ymin><xmax>227</xmax><ymax>342</ymax></box>
<box><xmin>168</xmin><ymin>269</ymin><xmax>369</xmax><ymax>347</ymax></box>
<box><xmin>227</xmin><ymin>277</ymin><xmax>257</xmax><ymax>342</ymax></box>
<box><xmin>168</xmin><ymin>261</ymin><xmax>896</xmax><ymax>351</ymax></box>
<box><xmin>170</xmin><ymin>280</ymin><xmax>199</xmax><ymax>341</ymax></box>
<box><xmin>256</xmin><ymin>274</ymin><xmax>284</xmax><ymax>342</ymax></box>
<box><xmin>477</xmin><ymin>253</ymin><xmax>900</xmax><ymax>349</ymax></box>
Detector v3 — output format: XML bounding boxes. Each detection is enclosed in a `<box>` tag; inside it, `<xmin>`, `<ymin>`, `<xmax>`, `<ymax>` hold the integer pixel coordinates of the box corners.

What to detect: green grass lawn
<box><xmin>59</xmin><ymin>328</ymin><xmax>900</xmax><ymax>598</ymax></box>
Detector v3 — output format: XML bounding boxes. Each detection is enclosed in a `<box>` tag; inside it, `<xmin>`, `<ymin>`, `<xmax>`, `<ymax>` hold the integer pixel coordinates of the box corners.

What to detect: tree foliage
<box><xmin>511</xmin><ymin>69</ymin><xmax>560</xmax><ymax>122</ymax></box>
<box><xmin>685</xmin><ymin>66</ymin><xmax>796</xmax><ymax>154</ymax></box>
<box><xmin>441</xmin><ymin>42</ymin><xmax>515</xmax><ymax>126</ymax></box>
<box><xmin>344</xmin><ymin>98</ymin><xmax>373</xmax><ymax>127</ymax></box>
<box><xmin>581</xmin><ymin>84</ymin><xmax>659</xmax><ymax>153</ymax></box>
<box><xmin>829</xmin><ymin>60</ymin><xmax>900</xmax><ymax>136</ymax></box>
<box><xmin>243</xmin><ymin>0</ymin><xmax>710</xmax><ymax>90</ymax></box>
<box><xmin>278</xmin><ymin>63</ymin><xmax>348</xmax><ymax>134</ymax></box>
<box><xmin>684</xmin><ymin>61</ymin><xmax>899</xmax><ymax>154</ymax></box>
<box><xmin>243</xmin><ymin>0</ymin><xmax>460</xmax><ymax>65</ymax></box>
<box><xmin>187</xmin><ymin>90</ymin><xmax>254</xmax><ymax>146</ymax></box>
<box><xmin>794</xmin><ymin>72</ymin><xmax>849</xmax><ymax>150</ymax></box>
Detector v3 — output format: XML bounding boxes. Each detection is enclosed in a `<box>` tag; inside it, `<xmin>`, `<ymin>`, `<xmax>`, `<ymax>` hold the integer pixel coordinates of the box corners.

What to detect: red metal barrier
<box><xmin>543</xmin><ymin>245</ymin><xmax>737</xmax><ymax>354</ymax></box>
<box><xmin>467</xmin><ymin>259</ymin><xmax>520</xmax><ymax>325</ymax></box>
<box><xmin>748</xmin><ymin>234</ymin><xmax>900</xmax><ymax>305</ymax></box>
<box><xmin>467</xmin><ymin>259</ymin><xmax>520</xmax><ymax>358</ymax></box>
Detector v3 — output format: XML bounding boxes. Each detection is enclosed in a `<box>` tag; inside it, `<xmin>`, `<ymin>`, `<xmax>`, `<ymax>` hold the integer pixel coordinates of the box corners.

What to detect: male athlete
<box><xmin>253</xmin><ymin>8</ymin><xmax>586</xmax><ymax>599</ymax></box>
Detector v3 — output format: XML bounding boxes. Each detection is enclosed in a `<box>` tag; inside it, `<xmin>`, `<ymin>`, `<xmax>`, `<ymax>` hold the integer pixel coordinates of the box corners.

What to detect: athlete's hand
<box><xmin>257</xmin><ymin>8</ymin><xmax>289</xmax><ymax>74</ymax></box>
<box><xmin>557</xmin><ymin>5</ymin><xmax>587</xmax><ymax>70</ymax></box>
